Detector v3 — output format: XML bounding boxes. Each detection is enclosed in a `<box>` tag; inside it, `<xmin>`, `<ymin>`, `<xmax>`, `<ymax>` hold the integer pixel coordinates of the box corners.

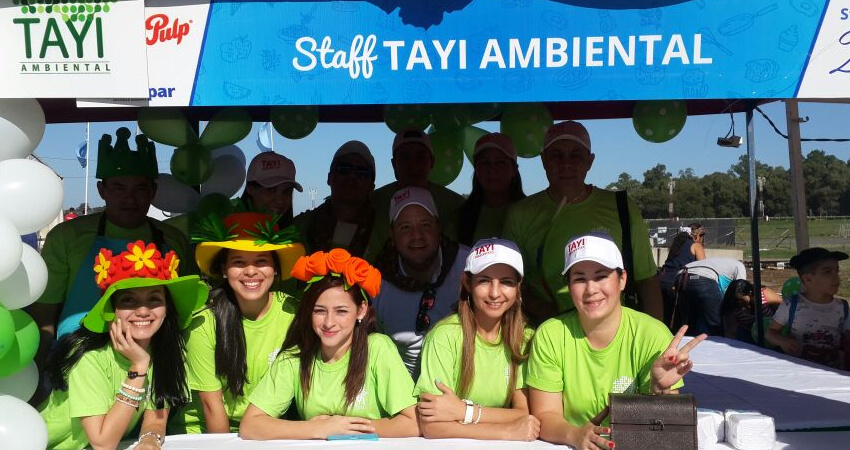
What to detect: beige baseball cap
<box><xmin>247</xmin><ymin>152</ymin><xmax>303</xmax><ymax>191</ymax></box>
<box><xmin>474</xmin><ymin>132</ymin><xmax>517</xmax><ymax>162</ymax></box>
<box><xmin>543</xmin><ymin>121</ymin><xmax>592</xmax><ymax>153</ymax></box>
<box><xmin>392</xmin><ymin>128</ymin><xmax>433</xmax><ymax>156</ymax></box>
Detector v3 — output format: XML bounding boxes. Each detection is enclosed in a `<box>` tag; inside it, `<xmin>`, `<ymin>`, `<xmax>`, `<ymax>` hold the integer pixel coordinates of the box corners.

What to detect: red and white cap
<box><xmin>474</xmin><ymin>132</ymin><xmax>517</xmax><ymax>162</ymax></box>
<box><xmin>392</xmin><ymin>128</ymin><xmax>433</xmax><ymax>156</ymax></box>
<box><xmin>543</xmin><ymin>120</ymin><xmax>592</xmax><ymax>153</ymax></box>
<box><xmin>465</xmin><ymin>238</ymin><xmax>524</xmax><ymax>277</ymax></box>
<box><xmin>389</xmin><ymin>186</ymin><xmax>438</xmax><ymax>222</ymax></box>
<box><xmin>247</xmin><ymin>152</ymin><xmax>303</xmax><ymax>191</ymax></box>
<box><xmin>562</xmin><ymin>232</ymin><xmax>623</xmax><ymax>275</ymax></box>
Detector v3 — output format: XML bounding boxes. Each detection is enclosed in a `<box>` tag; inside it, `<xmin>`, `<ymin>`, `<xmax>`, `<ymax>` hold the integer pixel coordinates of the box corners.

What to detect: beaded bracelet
<box><xmin>115</xmin><ymin>395</ymin><xmax>139</xmax><ymax>409</ymax></box>
<box><xmin>122</xmin><ymin>383</ymin><xmax>146</xmax><ymax>394</ymax></box>
<box><xmin>138</xmin><ymin>431</ymin><xmax>164</xmax><ymax>446</ymax></box>
<box><xmin>117</xmin><ymin>388</ymin><xmax>144</xmax><ymax>402</ymax></box>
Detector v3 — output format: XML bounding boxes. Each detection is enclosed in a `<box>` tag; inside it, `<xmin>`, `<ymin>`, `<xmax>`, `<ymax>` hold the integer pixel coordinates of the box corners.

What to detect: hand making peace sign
<box><xmin>650</xmin><ymin>325</ymin><xmax>707</xmax><ymax>393</ymax></box>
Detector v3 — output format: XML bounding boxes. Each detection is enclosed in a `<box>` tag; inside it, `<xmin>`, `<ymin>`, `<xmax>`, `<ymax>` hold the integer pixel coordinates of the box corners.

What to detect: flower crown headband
<box><xmin>94</xmin><ymin>240</ymin><xmax>179</xmax><ymax>290</ymax></box>
<box><xmin>290</xmin><ymin>249</ymin><xmax>381</xmax><ymax>301</ymax></box>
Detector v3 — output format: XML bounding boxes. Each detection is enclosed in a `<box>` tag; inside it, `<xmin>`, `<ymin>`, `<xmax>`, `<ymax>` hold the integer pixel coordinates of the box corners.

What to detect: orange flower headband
<box><xmin>94</xmin><ymin>240</ymin><xmax>180</xmax><ymax>291</ymax></box>
<box><xmin>290</xmin><ymin>248</ymin><xmax>381</xmax><ymax>300</ymax></box>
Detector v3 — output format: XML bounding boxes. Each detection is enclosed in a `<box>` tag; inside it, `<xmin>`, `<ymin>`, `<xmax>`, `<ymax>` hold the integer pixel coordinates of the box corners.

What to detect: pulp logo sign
<box><xmin>568</xmin><ymin>238</ymin><xmax>586</xmax><ymax>255</ymax></box>
<box><xmin>146</xmin><ymin>13</ymin><xmax>191</xmax><ymax>46</ymax></box>
<box><xmin>473</xmin><ymin>244</ymin><xmax>494</xmax><ymax>258</ymax></box>
<box><xmin>12</xmin><ymin>0</ymin><xmax>114</xmax><ymax>75</ymax></box>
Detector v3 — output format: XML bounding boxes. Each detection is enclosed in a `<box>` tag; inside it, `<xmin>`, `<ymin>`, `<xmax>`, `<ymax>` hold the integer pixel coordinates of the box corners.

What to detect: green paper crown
<box><xmin>96</xmin><ymin>127</ymin><xmax>159</xmax><ymax>179</ymax></box>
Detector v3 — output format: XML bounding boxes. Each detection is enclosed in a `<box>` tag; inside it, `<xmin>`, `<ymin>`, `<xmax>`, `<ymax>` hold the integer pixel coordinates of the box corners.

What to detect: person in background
<box><xmin>767</xmin><ymin>248</ymin><xmax>850</xmax><ymax>369</ymax></box>
<box><xmin>39</xmin><ymin>241</ymin><xmax>207</xmax><ymax>450</ymax></box>
<box><xmin>372</xmin><ymin>187</ymin><xmax>470</xmax><ymax>378</ymax></box>
<box><xmin>721</xmin><ymin>279</ymin><xmax>781</xmax><ymax>344</ymax></box>
<box><xmin>659</xmin><ymin>223</ymin><xmax>706</xmax><ymax>326</ymax></box>
<box><xmin>416</xmin><ymin>238</ymin><xmax>539</xmax><ymax>441</ymax></box>
<box><xmin>366</xmin><ymin>128</ymin><xmax>464</xmax><ymax>261</ymax></box>
<box><xmin>30</xmin><ymin>128</ymin><xmax>194</xmax><ymax>401</ymax></box>
<box><xmin>673</xmin><ymin>257</ymin><xmax>747</xmax><ymax>336</ymax></box>
<box><xmin>170</xmin><ymin>212</ymin><xmax>305</xmax><ymax>433</ymax></box>
<box><xmin>294</xmin><ymin>141</ymin><xmax>376</xmax><ymax>257</ymax></box>
<box><xmin>241</xmin><ymin>152</ymin><xmax>302</xmax><ymax>228</ymax></box>
<box><xmin>457</xmin><ymin>133</ymin><xmax>526</xmax><ymax>247</ymax></box>
<box><xmin>63</xmin><ymin>208</ymin><xmax>78</xmax><ymax>222</ymax></box>
<box><xmin>503</xmin><ymin>121</ymin><xmax>662</xmax><ymax>325</ymax></box>
<box><xmin>239</xmin><ymin>250</ymin><xmax>419</xmax><ymax>439</ymax></box>
<box><xmin>528</xmin><ymin>233</ymin><xmax>705</xmax><ymax>450</ymax></box>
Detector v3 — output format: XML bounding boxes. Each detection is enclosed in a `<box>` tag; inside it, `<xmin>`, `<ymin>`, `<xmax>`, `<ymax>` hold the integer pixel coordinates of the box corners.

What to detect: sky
<box><xmin>33</xmin><ymin>100</ymin><xmax>850</xmax><ymax>216</ymax></box>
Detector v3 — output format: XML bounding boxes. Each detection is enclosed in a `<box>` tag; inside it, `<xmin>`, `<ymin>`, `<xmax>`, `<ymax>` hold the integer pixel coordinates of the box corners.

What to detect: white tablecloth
<box><xmin>683</xmin><ymin>336</ymin><xmax>850</xmax><ymax>430</ymax></box>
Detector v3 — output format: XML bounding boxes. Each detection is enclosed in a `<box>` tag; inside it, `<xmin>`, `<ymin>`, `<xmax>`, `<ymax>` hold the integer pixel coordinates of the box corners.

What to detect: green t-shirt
<box><xmin>503</xmin><ymin>188</ymin><xmax>656</xmax><ymax>312</ymax></box>
<box><xmin>365</xmin><ymin>182</ymin><xmax>464</xmax><ymax>262</ymax></box>
<box><xmin>250</xmin><ymin>333</ymin><xmax>417</xmax><ymax>420</ymax></box>
<box><xmin>39</xmin><ymin>345</ymin><xmax>154</xmax><ymax>450</ymax></box>
<box><xmin>470</xmin><ymin>204</ymin><xmax>511</xmax><ymax>245</ymax></box>
<box><xmin>526</xmin><ymin>307</ymin><xmax>681</xmax><ymax>427</ymax></box>
<box><xmin>173</xmin><ymin>291</ymin><xmax>298</xmax><ymax>433</ymax></box>
<box><xmin>414</xmin><ymin>314</ymin><xmax>533</xmax><ymax>408</ymax></box>
<box><xmin>37</xmin><ymin>212</ymin><xmax>196</xmax><ymax>306</ymax></box>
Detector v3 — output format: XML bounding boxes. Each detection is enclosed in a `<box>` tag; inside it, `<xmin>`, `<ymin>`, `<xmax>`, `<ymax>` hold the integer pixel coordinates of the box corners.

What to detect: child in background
<box><xmin>766</xmin><ymin>248</ymin><xmax>850</xmax><ymax>369</ymax></box>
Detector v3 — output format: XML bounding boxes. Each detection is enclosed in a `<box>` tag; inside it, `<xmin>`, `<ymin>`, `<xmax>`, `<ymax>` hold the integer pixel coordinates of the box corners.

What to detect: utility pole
<box><xmin>668</xmin><ymin>179</ymin><xmax>676</xmax><ymax>220</ymax></box>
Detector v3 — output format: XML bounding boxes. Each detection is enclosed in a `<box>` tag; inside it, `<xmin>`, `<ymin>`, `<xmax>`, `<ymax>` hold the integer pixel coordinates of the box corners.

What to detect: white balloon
<box><xmin>0</xmin><ymin>362</ymin><xmax>38</xmax><ymax>401</ymax></box>
<box><xmin>152</xmin><ymin>173</ymin><xmax>201</xmax><ymax>213</ymax></box>
<box><xmin>0</xmin><ymin>216</ymin><xmax>22</xmax><ymax>282</ymax></box>
<box><xmin>0</xmin><ymin>99</ymin><xmax>46</xmax><ymax>162</ymax></box>
<box><xmin>201</xmin><ymin>154</ymin><xmax>246</xmax><ymax>197</ymax></box>
<box><xmin>0</xmin><ymin>159</ymin><xmax>63</xmax><ymax>234</ymax></box>
<box><xmin>0</xmin><ymin>395</ymin><xmax>48</xmax><ymax>450</ymax></box>
<box><xmin>0</xmin><ymin>245</ymin><xmax>47</xmax><ymax>310</ymax></box>
<box><xmin>210</xmin><ymin>144</ymin><xmax>246</xmax><ymax>168</ymax></box>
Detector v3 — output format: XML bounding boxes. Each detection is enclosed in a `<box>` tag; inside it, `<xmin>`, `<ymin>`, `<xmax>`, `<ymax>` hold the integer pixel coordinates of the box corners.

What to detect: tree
<box><xmin>803</xmin><ymin>150</ymin><xmax>849</xmax><ymax>216</ymax></box>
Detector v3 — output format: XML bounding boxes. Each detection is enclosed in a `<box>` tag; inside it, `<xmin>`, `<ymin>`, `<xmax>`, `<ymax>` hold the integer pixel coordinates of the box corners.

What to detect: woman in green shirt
<box><xmin>415</xmin><ymin>238</ymin><xmax>539</xmax><ymax>441</ymax></box>
<box><xmin>40</xmin><ymin>241</ymin><xmax>207</xmax><ymax>450</ymax></box>
<box><xmin>240</xmin><ymin>249</ymin><xmax>420</xmax><ymax>439</ymax></box>
<box><xmin>457</xmin><ymin>133</ymin><xmax>525</xmax><ymax>246</ymax></box>
<box><xmin>527</xmin><ymin>233</ymin><xmax>707</xmax><ymax>450</ymax></box>
<box><xmin>174</xmin><ymin>212</ymin><xmax>305</xmax><ymax>433</ymax></box>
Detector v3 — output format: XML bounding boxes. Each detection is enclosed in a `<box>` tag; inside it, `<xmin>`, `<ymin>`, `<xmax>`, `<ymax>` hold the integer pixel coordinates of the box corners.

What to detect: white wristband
<box><xmin>461</xmin><ymin>399</ymin><xmax>474</xmax><ymax>424</ymax></box>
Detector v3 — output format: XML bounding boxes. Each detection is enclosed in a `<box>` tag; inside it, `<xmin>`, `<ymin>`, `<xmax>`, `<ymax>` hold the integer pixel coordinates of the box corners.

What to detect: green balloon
<box><xmin>781</xmin><ymin>276</ymin><xmax>802</xmax><ymax>298</ymax></box>
<box><xmin>428</xmin><ymin>104</ymin><xmax>471</xmax><ymax>133</ymax></box>
<box><xmin>461</xmin><ymin>126</ymin><xmax>489</xmax><ymax>163</ymax></box>
<box><xmin>270</xmin><ymin>105</ymin><xmax>319</xmax><ymax>140</ymax></box>
<box><xmin>0</xmin><ymin>306</ymin><xmax>14</xmax><ymax>360</ymax></box>
<box><xmin>199</xmin><ymin>108</ymin><xmax>253</xmax><ymax>149</ymax></box>
<box><xmin>468</xmin><ymin>102</ymin><xmax>502</xmax><ymax>124</ymax></box>
<box><xmin>197</xmin><ymin>193</ymin><xmax>234</xmax><ymax>219</ymax></box>
<box><xmin>171</xmin><ymin>144</ymin><xmax>214</xmax><ymax>186</ymax></box>
<box><xmin>137</xmin><ymin>107</ymin><xmax>197</xmax><ymax>147</ymax></box>
<box><xmin>428</xmin><ymin>129</ymin><xmax>465</xmax><ymax>187</ymax></box>
<box><xmin>632</xmin><ymin>100</ymin><xmax>687</xmax><ymax>143</ymax></box>
<box><xmin>0</xmin><ymin>309</ymin><xmax>39</xmax><ymax>377</ymax></box>
<box><xmin>500</xmin><ymin>103</ymin><xmax>553</xmax><ymax>158</ymax></box>
<box><xmin>383</xmin><ymin>104</ymin><xmax>431</xmax><ymax>134</ymax></box>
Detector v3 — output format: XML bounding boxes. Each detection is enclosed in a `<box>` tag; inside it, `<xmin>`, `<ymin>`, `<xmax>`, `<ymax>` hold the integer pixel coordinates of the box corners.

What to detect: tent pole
<box><xmin>84</xmin><ymin>122</ymin><xmax>90</xmax><ymax>215</ymax></box>
<box><xmin>784</xmin><ymin>99</ymin><xmax>809</xmax><ymax>251</ymax></box>
<box><xmin>747</xmin><ymin>105</ymin><xmax>764</xmax><ymax>347</ymax></box>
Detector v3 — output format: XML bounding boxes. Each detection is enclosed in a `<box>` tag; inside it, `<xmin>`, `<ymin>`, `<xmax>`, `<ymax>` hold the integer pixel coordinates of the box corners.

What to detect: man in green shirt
<box><xmin>30</xmin><ymin>128</ymin><xmax>194</xmax><ymax>385</ymax></box>
<box><xmin>366</xmin><ymin>128</ymin><xmax>464</xmax><ymax>262</ymax></box>
<box><xmin>503</xmin><ymin>121</ymin><xmax>662</xmax><ymax>324</ymax></box>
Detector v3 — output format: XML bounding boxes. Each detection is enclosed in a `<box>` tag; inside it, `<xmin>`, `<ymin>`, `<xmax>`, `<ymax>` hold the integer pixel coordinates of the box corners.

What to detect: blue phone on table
<box><xmin>327</xmin><ymin>433</ymin><xmax>379</xmax><ymax>441</ymax></box>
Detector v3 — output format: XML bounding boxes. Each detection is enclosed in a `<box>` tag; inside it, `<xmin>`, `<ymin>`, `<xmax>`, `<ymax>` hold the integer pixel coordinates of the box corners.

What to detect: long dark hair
<box><xmin>456</xmin><ymin>272</ymin><xmax>528</xmax><ymax>406</ymax></box>
<box><xmin>280</xmin><ymin>276</ymin><xmax>376</xmax><ymax>412</ymax></box>
<box><xmin>240</xmin><ymin>181</ymin><xmax>294</xmax><ymax>228</ymax></box>
<box><xmin>458</xmin><ymin>163</ymin><xmax>525</xmax><ymax>246</ymax></box>
<box><xmin>46</xmin><ymin>288</ymin><xmax>189</xmax><ymax>409</ymax></box>
<box><xmin>667</xmin><ymin>222</ymin><xmax>703</xmax><ymax>260</ymax></box>
<box><xmin>210</xmin><ymin>248</ymin><xmax>280</xmax><ymax>397</ymax></box>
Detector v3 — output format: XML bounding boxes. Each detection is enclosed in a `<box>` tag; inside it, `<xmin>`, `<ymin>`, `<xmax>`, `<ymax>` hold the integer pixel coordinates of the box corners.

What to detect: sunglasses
<box><xmin>416</xmin><ymin>286</ymin><xmax>436</xmax><ymax>335</ymax></box>
<box><xmin>334</xmin><ymin>163</ymin><xmax>373</xmax><ymax>179</ymax></box>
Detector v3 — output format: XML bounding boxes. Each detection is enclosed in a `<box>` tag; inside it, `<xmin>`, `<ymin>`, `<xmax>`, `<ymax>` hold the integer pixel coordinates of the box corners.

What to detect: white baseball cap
<box><xmin>543</xmin><ymin>120</ymin><xmax>592</xmax><ymax>153</ymax></box>
<box><xmin>332</xmin><ymin>140</ymin><xmax>375</xmax><ymax>174</ymax></box>
<box><xmin>474</xmin><ymin>132</ymin><xmax>517</xmax><ymax>162</ymax></box>
<box><xmin>392</xmin><ymin>128</ymin><xmax>433</xmax><ymax>156</ymax></box>
<box><xmin>247</xmin><ymin>152</ymin><xmax>303</xmax><ymax>191</ymax></box>
<box><xmin>562</xmin><ymin>232</ymin><xmax>624</xmax><ymax>276</ymax></box>
<box><xmin>465</xmin><ymin>238</ymin><xmax>523</xmax><ymax>277</ymax></box>
<box><xmin>389</xmin><ymin>186</ymin><xmax>438</xmax><ymax>222</ymax></box>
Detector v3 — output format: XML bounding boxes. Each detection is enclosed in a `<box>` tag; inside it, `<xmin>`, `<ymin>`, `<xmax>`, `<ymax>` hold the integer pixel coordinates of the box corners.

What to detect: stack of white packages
<box><xmin>724</xmin><ymin>410</ymin><xmax>776</xmax><ymax>450</ymax></box>
<box><xmin>697</xmin><ymin>408</ymin><xmax>725</xmax><ymax>449</ymax></box>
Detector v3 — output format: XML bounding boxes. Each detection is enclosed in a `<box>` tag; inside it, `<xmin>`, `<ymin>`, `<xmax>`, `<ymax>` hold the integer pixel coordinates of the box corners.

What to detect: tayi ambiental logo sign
<box><xmin>12</xmin><ymin>0</ymin><xmax>115</xmax><ymax>75</ymax></box>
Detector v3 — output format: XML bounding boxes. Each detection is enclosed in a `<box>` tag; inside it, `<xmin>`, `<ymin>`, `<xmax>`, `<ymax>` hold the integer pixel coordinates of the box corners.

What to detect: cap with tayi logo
<box><xmin>561</xmin><ymin>232</ymin><xmax>624</xmax><ymax>276</ymax></box>
<box><xmin>389</xmin><ymin>186</ymin><xmax>438</xmax><ymax>222</ymax></box>
<box><xmin>247</xmin><ymin>151</ymin><xmax>303</xmax><ymax>191</ymax></box>
<box><xmin>464</xmin><ymin>238</ymin><xmax>524</xmax><ymax>277</ymax></box>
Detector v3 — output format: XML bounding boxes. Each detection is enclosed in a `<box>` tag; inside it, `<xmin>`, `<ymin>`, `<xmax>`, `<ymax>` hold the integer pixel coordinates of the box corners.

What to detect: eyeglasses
<box><xmin>334</xmin><ymin>163</ymin><xmax>373</xmax><ymax>180</ymax></box>
<box><xmin>416</xmin><ymin>286</ymin><xmax>436</xmax><ymax>335</ymax></box>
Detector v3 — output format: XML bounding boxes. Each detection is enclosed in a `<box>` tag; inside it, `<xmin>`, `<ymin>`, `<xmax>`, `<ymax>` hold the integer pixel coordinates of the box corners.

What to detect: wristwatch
<box><xmin>127</xmin><ymin>370</ymin><xmax>147</xmax><ymax>380</ymax></box>
<box><xmin>461</xmin><ymin>398</ymin><xmax>474</xmax><ymax>424</ymax></box>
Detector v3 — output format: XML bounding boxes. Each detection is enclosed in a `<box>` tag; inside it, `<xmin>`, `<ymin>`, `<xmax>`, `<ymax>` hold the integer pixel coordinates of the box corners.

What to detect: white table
<box><xmin>683</xmin><ymin>336</ymin><xmax>850</xmax><ymax>430</ymax></box>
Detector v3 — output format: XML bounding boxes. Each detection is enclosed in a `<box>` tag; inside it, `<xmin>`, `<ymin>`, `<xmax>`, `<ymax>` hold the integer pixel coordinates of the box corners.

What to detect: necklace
<box><xmin>550</xmin><ymin>184</ymin><xmax>592</xmax><ymax>221</ymax></box>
